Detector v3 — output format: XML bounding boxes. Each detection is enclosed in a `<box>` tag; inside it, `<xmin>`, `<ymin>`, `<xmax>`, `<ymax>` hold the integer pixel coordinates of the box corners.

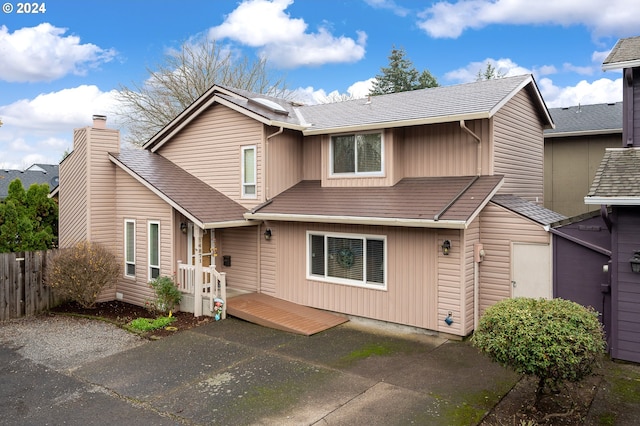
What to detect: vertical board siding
<box><xmin>219</xmin><ymin>226</ymin><xmax>259</xmax><ymax>293</ymax></box>
<box><xmin>493</xmin><ymin>89</ymin><xmax>544</xmax><ymax>203</ymax></box>
<box><xmin>158</xmin><ymin>104</ymin><xmax>264</xmax><ymax>208</ymax></box>
<box><xmin>478</xmin><ymin>203</ymin><xmax>550</xmax><ymax>315</ymax></box>
<box><xmin>112</xmin><ymin>168</ymin><xmax>173</xmax><ymax>307</ymax></box>
<box><xmin>403</xmin><ymin>121</ymin><xmax>489</xmax><ymax>178</ymax></box>
<box><xmin>270</xmin><ymin>222</ymin><xmax>439</xmax><ymax>331</ymax></box>
<box><xmin>267</xmin><ymin>128</ymin><xmax>303</xmax><ymax>198</ymax></box>
<box><xmin>59</xmin><ymin>129</ymin><xmax>88</xmax><ymax>247</ymax></box>
<box><xmin>614</xmin><ymin>207</ymin><xmax>640</xmax><ymax>362</ymax></box>
<box><xmin>302</xmin><ymin>136</ymin><xmax>322</xmax><ymax>180</ymax></box>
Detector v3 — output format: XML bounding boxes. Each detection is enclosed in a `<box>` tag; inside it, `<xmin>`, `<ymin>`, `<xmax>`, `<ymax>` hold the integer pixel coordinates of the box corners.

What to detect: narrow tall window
<box><xmin>242</xmin><ymin>145</ymin><xmax>256</xmax><ymax>198</ymax></box>
<box><xmin>125</xmin><ymin>219</ymin><xmax>136</xmax><ymax>277</ymax></box>
<box><xmin>148</xmin><ymin>221</ymin><xmax>160</xmax><ymax>279</ymax></box>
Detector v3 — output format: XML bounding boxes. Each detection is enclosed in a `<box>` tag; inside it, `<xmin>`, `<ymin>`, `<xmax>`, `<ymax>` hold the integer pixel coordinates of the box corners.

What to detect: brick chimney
<box><xmin>92</xmin><ymin>114</ymin><xmax>107</xmax><ymax>129</ymax></box>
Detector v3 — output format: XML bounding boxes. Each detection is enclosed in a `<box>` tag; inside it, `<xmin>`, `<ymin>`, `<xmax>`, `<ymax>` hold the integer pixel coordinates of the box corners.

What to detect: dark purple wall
<box><xmin>611</xmin><ymin>207</ymin><xmax>640</xmax><ymax>363</ymax></box>
<box><xmin>553</xmin><ymin>215</ymin><xmax>612</xmax><ymax>343</ymax></box>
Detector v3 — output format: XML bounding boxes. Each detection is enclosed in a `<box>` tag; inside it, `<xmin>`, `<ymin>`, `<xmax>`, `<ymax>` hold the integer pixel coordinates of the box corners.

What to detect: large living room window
<box><xmin>331</xmin><ymin>132</ymin><xmax>383</xmax><ymax>175</ymax></box>
<box><xmin>307</xmin><ymin>231</ymin><xmax>386</xmax><ymax>289</ymax></box>
<box><xmin>124</xmin><ymin>219</ymin><xmax>136</xmax><ymax>278</ymax></box>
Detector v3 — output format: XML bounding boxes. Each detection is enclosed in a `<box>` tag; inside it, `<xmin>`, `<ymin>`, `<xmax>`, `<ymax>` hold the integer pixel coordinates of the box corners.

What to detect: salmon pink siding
<box><xmin>436</xmin><ymin>229</ymin><xmax>464</xmax><ymax>335</ymax></box>
<box><xmin>266</xmin><ymin>128</ymin><xmax>303</xmax><ymax>198</ymax></box>
<box><xmin>477</xmin><ymin>203</ymin><xmax>550</xmax><ymax>315</ymax></box>
<box><xmin>111</xmin><ymin>167</ymin><xmax>174</xmax><ymax>307</ymax></box>
<box><xmin>492</xmin><ymin>89</ymin><xmax>545</xmax><ymax>203</ymax></box>
<box><xmin>463</xmin><ymin>218</ymin><xmax>480</xmax><ymax>334</ymax></box>
<box><xmin>265</xmin><ymin>221</ymin><xmax>440</xmax><ymax>331</ymax></box>
<box><xmin>219</xmin><ymin>226</ymin><xmax>259</xmax><ymax>293</ymax></box>
<box><xmin>157</xmin><ymin>104</ymin><xmax>264</xmax><ymax>208</ymax></box>
<box><xmin>302</xmin><ymin>136</ymin><xmax>322</xmax><ymax>180</ymax></box>
<box><xmin>59</xmin><ymin>129</ymin><xmax>89</xmax><ymax>247</ymax></box>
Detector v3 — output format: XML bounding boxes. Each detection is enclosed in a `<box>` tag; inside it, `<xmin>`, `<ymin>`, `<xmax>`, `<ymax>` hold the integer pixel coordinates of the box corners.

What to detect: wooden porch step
<box><xmin>226</xmin><ymin>293</ymin><xmax>348</xmax><ymax>336</ymax></box>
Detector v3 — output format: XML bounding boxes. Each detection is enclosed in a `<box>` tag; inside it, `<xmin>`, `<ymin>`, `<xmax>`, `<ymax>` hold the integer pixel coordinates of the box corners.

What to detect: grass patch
<box><xmin>128</xmin><ymin>316</ymin><xmax>176</xmax><ymax>332</ymax></box>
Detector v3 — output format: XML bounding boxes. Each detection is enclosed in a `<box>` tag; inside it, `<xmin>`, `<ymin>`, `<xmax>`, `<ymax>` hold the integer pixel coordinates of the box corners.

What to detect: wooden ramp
<box><xmin>226</xmin><ymin>293</ymin><xmax>348</xmax><ymax>336</ymax></box>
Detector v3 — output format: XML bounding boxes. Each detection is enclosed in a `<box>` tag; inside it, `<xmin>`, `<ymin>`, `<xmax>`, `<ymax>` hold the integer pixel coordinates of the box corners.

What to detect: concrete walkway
<box><xmin>2</xmin><ymin>317</ymin><xmax>639</xmax><ymax>425</ymax></box>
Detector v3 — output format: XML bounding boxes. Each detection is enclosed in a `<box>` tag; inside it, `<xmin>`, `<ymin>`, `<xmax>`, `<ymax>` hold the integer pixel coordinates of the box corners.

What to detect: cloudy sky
<box><xmin>0</xmin><ymin>0</ymin><xmax>637</xmax><ymax>169</ymax></box>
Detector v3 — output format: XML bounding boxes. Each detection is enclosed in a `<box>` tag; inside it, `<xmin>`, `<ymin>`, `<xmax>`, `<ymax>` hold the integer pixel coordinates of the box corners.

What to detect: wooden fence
<box><xmin>0</xmin><ymin>250</ymin><xmax>62</xmax><ymax>321</ymax></box>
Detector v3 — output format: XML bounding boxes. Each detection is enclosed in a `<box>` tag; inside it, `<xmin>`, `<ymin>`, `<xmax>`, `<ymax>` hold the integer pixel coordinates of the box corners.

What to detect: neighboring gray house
<box><xmin>544</xmin><ymin>102</ymin><xmax>622</xmax><ymax>217</ymax></box>
<box><xmin>0</xmin><ymin>164</ymin><xmax>59</xmax><ymax>198</ymax></box>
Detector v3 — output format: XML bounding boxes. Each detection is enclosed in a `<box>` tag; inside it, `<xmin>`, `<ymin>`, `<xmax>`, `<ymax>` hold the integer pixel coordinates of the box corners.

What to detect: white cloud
<box><xmin>417</xmin><ymin>0</ymin><xmax>640</xmax><ymax>39</ymax></box>
<box><xmin>288</xmin><ymin>78</ymin><xmax>374</xmax><ymax>105</ymax></box>
<box><xmin>0</xmin><ymin>85</ymin><xmax>120</xmax><ymax>169</ymax></box>
<box><xmin>444</xmin><ymin>58</ymin><xmax>531</xmax><ymax>83</ymax></box>
<box><xmin>539</xmin><ymin>77</ymin><xmax>622</xmax><ymax>108</ymax></box>
<box><xmin>346</xmin><ymin>78</ymin><xmax>375</xmax><ymax>98</ymax></box>
<box><xmin>364</xmin><ymin>0</ymin><xmax>410</xmax><ymax>17</ymax></box>
<box><xmin>0</xmin><ymin>23</ymin><xmax>116</xmax><ymax>83</ymax></box>
<box><xmin>208</xmin><ymin>0</ymin><xmax>366</xmax><ymax>68</ymax></box>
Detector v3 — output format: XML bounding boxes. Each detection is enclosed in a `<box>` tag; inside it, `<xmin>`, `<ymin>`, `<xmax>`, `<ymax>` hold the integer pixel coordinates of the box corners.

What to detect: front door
<box><xmin>512</xmin><ymin>243</ymin><xmax>551</xmax><ymax>299</ymax></box>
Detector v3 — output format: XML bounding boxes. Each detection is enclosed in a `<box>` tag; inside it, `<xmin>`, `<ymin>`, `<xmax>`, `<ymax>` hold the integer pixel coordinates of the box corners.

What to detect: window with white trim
<box><xmin>331</xmin><ymin>132</ymin><xmax>383</xmax><ymax>175</ymax></box>
<box><xmin>242</xmin><ymin>145</ymin><xmax>256</xmax><ymax>198</ymax></box>
<box><xmin>124</xmin><ymin>219</ymin><xmax>136</xmax><ymax>277</ymax></box>
<box><xmin>307</xmin><ymin>231</ymin><xmax>386</xmax><ymax>289</ymax></box>
<box><xmin>148</xmin><ymin>221</ymin><xmax>160</xmax><ymax>280</ymax></box>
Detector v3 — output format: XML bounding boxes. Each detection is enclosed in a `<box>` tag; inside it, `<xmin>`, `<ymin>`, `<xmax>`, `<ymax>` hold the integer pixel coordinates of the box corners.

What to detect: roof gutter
<box><xmin>243</xmin><ymin>212</ymin><xmax>468</xmax><ymax>229</ymax></box>
<box><xmin>584</xmin><ymin>196</ymin><xmax>640</xmax><ymax>206</ymax></box>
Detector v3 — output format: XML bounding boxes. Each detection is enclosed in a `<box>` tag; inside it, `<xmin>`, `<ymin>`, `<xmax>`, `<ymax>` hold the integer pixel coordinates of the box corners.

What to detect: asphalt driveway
<box><xmin>1</xmin><ymin>317</ymin><xmax>522</xmax><ymax>425</ymax></box>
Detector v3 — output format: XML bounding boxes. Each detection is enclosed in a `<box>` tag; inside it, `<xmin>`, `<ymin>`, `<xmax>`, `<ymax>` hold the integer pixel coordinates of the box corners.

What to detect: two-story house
<box><xmin>58</xmin><ymin>74</ymin><xmax>564</xmax><ymax>337</ymax></box>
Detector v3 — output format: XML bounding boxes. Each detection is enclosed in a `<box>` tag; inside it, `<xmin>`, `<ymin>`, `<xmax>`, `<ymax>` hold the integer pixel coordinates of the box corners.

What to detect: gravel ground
<box><xmin>0</xmin><ymin>315</ymin><xmax>146</xmax><ymax>371</ymax></box>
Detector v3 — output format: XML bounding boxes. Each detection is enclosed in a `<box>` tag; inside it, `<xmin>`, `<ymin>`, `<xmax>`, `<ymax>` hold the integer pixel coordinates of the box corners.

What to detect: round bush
<box><xmin>472</xmin><ymin>297</ymin><xmax>606</xmax><ymax>392</ymax></box>
<box><xmin>46</xmin><ymin>241</ymin><xmax>120</xmax><ymax>308</ymax></box>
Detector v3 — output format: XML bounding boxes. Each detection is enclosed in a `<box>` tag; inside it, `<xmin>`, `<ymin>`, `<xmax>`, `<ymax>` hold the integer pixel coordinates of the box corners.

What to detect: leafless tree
<box><xmin>116</xmin><ymin>38</ymin><xmax>288</xmax><ymax>145</ymax></box>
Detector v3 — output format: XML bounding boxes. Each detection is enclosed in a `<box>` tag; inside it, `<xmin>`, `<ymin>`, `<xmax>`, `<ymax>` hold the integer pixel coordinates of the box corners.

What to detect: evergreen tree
<box><xmin>0</xmin><ymin>179</ymin><xmax>58</xmax><ymax>252</ymax></box>
<box><xmin>476</xmin><ymin>62</ymin><xmax>505</xmax><ymax>81</ymax></box>
<box><xmin>369</xmin><ymin>47</ymin><xmax>438</xmax><ymax>95</ymax></box>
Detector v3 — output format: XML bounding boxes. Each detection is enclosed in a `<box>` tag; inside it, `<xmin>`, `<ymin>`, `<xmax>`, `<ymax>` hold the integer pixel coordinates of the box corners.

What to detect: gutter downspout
<box><xmin>265</xmin><ymin>126</ymin><xmax>284</xmax><ymax>201</ymax></box>
<box><xmin>460</xmin><ymin>120</ymin><xmax>482</xmax><ymax>175</ymax></box>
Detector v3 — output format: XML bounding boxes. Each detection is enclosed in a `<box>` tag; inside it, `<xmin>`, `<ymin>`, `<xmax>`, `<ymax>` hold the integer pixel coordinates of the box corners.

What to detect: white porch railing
<box><xmin>176</xmin><ymin>261</ymin><xmax>227</xmax><ymax>319</ymax></box>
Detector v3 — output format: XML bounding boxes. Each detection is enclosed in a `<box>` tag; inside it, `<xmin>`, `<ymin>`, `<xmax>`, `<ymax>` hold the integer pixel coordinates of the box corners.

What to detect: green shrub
<box><xmin>472</xmin><ymin>297</ymin><xmax>606</xmax><ymax>402</ymax></box>
<box><xmin>129</xmin><ymin>316</ymin><xmax>176</xmax><ymax>332</ymax></box>
<box><xmin>148</xmin><ymin>276</ymin><xmax>182</xmax><ymax>313</ymax></box>
<box><xmin>46</xmin><ymin>241</ymin><xmax>120</xmax><ymax>308</ymax></box>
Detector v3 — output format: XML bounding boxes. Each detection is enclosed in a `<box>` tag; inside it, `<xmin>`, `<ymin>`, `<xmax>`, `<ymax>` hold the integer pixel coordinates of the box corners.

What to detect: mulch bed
<box><xmin>49</xmin><ymin>300</ymin><xmax>213</xmax><ymax>339</ymax></box>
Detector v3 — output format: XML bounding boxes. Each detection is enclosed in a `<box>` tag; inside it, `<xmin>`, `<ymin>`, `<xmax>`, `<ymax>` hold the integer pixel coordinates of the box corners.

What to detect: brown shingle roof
<box><xmin>110</xmin><ymin>149</ymin><xmax>248</xmax><ymax>228</ymax></box>
<box><xmin>246</xmin><ymin>176</ymin><xmax>504</xmax><ymax>228</ymax></box>
<box><xmin>586</xmin><ymin>147</ymin><xmax>640</xmax><ymax>203</ymax></box>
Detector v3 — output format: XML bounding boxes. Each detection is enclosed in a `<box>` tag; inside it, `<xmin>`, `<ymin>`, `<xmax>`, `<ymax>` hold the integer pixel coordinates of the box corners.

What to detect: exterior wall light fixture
<box><xmin>630</xmin><ymin>250</ymin><xmax>640</xmax><ymax>273</ymax></box>
<box><xmin>442</xmin><ymin>240</ymin><xmax>451</xmax><ymax>255</ymax></box>
<box><xmin>180</xmin><ymin>222</ymin><xmax>188</xmax><ymax>234</ymax></box>
<box><xmin>264</xmin><ymin>228</ymin><xmax>272</xmax><ymax>240</ymax></box>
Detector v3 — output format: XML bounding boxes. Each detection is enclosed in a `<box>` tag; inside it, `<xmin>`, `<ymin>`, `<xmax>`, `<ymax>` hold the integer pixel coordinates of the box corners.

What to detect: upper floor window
<box><xmin>148</xmin><ymin>221</ymin><xmax>160</xmax><ymax>280</ymax></box>
<box><xmin>331</xmin><ymin>132</ymin><xmax>383</xmax><ymax>176</ymax></box>
<box><xmin>242</xmin><ymin>145</ymin><xmax>256</xmax><ymax>198</ymax></box>
<box><xmin>124</xmin><ymin>219</ymin><xmax>136</xmax><ymax>278</ymax></box>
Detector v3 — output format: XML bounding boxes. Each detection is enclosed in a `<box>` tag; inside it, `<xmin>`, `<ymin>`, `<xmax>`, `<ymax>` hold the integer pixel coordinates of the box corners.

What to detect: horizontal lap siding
<box><xmin>478</xmin><ymin>204</ymin><xmax>549</xmax><ymax>315</ymax></box>
<box><xmin>614</xmin><ymin>207</ymin><xmax>640</xmax><ymax>363</ymax></box>
<box><xmin>219</xmin><ymin>226</ymin><xmax>259</xmax><ymax>293</ymax></box>
<box><xmin>59</xmin><ymin>129</ymin><xmax>88</xmax><ymax>247</ymax></box>
<box><xmin>88</xmin><ymin>129</ymin><xmax>118</xmax><ymax>251</ymax></box>
<box><xmin>463</xmin><ymin>220</ymin><xmax>480</xmax><ymax>334</ymax></box>
<box><xmin>272</xmin><ymin>222</ymin><xmax>438</xmax><ymax>330</ymax></box>
<box><xmin>436</xmin><ymin>230</ymin><xmax>463</xmax><ymax>335</ymax></box>
<box><xmin>113</xmin><ymin>168</ymin><xmax>173</xmax><ymax>307</ymax></box>
<box><xmin>493</xmin><ymin>90</ymin><xmax>544</xmax><ymax>203</ymax></box>
<box><xmin>158</xmin><ymin>105</ymin><xmax>264</xmax><ymax>207</ymax></box>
